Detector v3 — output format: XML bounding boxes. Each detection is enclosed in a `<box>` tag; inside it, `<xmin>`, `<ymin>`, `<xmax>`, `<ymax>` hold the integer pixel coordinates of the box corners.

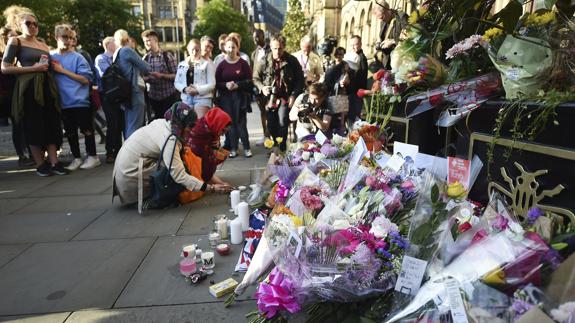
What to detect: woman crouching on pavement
<box><xmin>112</xmin><ymin>102</ymin><xmax>233</xmax><ymax>209</ymax></box>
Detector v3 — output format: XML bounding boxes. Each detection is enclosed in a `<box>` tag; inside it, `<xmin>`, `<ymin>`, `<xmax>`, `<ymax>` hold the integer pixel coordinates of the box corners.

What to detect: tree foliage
<box><xmin>281</xmin><ymin>0</ymin><xmax>309</xmax><ymax>53</ymax></box>
<box><xmin>0</xmin><ymin>0</ymin><xmax>142</xmax><ymax>57</ymax></box>
<box><xmin>192</xmin><ymin>0</ymin><xmax>254</xmax><ymax>55</ymax></box>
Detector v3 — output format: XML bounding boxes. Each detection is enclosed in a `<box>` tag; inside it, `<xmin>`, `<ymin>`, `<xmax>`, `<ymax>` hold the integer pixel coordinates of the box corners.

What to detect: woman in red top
<box><xmin>187</xmin><ymin>107</ymin><xmax>232</xmax><ymax>185</ymax></box>
<box><xmin>215</xmin><ymin>36</ymin><xmax>253</xmax><ymax>158</ymax></box>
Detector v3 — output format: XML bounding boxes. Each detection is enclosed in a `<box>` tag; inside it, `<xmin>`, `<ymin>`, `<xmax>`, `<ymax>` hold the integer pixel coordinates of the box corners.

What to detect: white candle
<box><xmin>216</xmin><ymin>217</ymin><xmax>228</xmax><ymax>239</ymax></box>
<box><xmin>237</xmin><ymin>202</ymin><xmax>250</xmax><ymax>231</ymax></box>
<box><xmin>182</xmin><ymin>244</ymin><xmax>196</xmax><ymax>258</ymax></box>
<box><xmin>230</xmin><ymin>218</ymin><xmax>243</xmax><ymax>245</ymax></box>
<box><xmin>230</xmin><ymin>190</ymin><xmax>240</xmax><ymax>210</ymax></box>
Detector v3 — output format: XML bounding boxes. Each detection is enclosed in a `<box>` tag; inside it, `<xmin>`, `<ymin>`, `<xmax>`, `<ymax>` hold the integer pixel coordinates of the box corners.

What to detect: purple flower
<box><xmin>527</xmin><ymin>207</ymin><xmax>544</xmax><ymax>226</ymax></box>
<box><xmin>320</xmin><ymin>143</ymin><xmax>339</xmax><ymax>157</ymax></box>
<box><xmin>512</xmin><ymin>299</ymin><xmax>534</xmax><ymax>318</ymax></box>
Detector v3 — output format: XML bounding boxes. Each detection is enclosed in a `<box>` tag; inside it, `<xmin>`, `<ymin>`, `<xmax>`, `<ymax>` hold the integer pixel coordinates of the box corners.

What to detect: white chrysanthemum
<box><xmin>370</xmin><ymin>216</ymin><xmax>398</xmax><ymax>238</ymax></box>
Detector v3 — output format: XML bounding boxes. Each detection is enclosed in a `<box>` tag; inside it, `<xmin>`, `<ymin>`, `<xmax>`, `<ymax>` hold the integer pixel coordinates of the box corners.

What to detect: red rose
<box><xmin>357</xmin><ymin>89</ymin><xmax>371</xmax><ymax>98</ymax></box>
<box><xmin>429</xmin><ymin>93</ymin><xmax>444</xmax><ymax>106</ymax></box>
<box><xmin>373</xmin><ymin>69</ymin><xmax>387</xmax><ymax>81</ymax></box>
<box><xmin>458</xmin><ymin>222</ymin><xmax>472</xmax><ymax>233</ymax></box>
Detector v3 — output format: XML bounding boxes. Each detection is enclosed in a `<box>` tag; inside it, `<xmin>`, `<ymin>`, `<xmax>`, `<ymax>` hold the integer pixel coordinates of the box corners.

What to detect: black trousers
<box><xmin>148</xmin><ymin>92</ymin><xmax>179</xmax><ymax>120</ymax></box>
<box><xmin>266</xmin><ymin>103</ymin><xmax>289</xmax><ymax>151</ymax></box>
<box><xmin>61</xmin><ymin>107</ymin><xmax>96</xmax><ymax>157</ymax></box>
<box><xmin>100</xmin><ymin>92</ymin><xmax>124</xmax><ymax>157</ymax></box>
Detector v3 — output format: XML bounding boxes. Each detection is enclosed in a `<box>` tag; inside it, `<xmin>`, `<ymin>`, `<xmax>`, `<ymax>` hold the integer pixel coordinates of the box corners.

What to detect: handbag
<box><xmin>147</xmin><ymin>134</ymin><xmax>186</xmax><ymax>209</ymax></box>
<box><xmin>328</xmin><ymin>83</ymin><xmax>349</xmax><ymax>114</ymax></box>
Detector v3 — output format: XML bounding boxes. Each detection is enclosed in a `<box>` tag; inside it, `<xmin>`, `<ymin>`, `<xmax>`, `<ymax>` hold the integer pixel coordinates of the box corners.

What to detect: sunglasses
<box><xmin>24</xmin><ymin>21</ymin><xmax>38</xmax><ymax>28</ymax></box>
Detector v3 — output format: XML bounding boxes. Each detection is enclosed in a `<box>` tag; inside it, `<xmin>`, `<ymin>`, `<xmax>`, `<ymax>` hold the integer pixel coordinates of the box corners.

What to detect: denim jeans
<box><xmin>123</xmin><ymin>88</ymin><xmax>146</xmax><ymax>139</ymax></box>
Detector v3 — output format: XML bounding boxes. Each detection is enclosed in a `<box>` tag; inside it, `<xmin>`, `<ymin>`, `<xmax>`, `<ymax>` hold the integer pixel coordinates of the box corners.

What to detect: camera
<box><xmin>297</xmin><ymin>102</ymin><xmax>313</xmax><ymax>118</ymax></box>
<box><xmin>318</xmin><ymin>36</ymin><xmax>337</xmax><ymax>57</ymax></box>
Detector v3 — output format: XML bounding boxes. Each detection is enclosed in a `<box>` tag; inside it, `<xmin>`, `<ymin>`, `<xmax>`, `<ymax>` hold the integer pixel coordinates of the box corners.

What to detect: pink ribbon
<box><xmin>255</xmin><ymin>267</ymin><xmax>301</xmax><ymax>318</ymax></box>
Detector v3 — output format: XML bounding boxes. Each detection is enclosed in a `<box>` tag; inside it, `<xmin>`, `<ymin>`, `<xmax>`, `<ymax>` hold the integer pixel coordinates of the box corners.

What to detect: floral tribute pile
<box><xmin>225</xmin><ymin>120</ymin><xmax>575</xmax><ymax>323</ymax></box>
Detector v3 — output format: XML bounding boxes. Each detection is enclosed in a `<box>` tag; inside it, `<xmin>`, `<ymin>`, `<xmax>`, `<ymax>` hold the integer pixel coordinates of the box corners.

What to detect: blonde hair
<box><xmin>114</xmin><ymin>29</ymin><xmax>129</xmax><ymax>46</ymax></box>
<box><xmin>228</xmin><ymin>32</ymin><xmax>241</xmax><ymax>44</ymax></box>
<box><xmin>54</xmin><ymin>23</ymin><xmax>73</xmax><ymax>38</ymax></box>
<box><xmin>3</xmin><ymin>5</ymin><xmax>36</xmax><ymax>33</ymax></box>
<box><xmin>102</xmin><ymin>36</ymin><xmax>114</xmax><ymax>49</ymax></box>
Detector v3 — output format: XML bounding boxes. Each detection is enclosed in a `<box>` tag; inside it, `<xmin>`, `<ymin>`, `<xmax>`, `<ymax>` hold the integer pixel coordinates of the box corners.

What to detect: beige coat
<box><xmin>112</xmin><ymin>119</ymin><xmax>203</xmax><ymax>205</ymax></box>
<box><xmin>292</xmin><ymin>50</ymin><xmax>324</xmax><ymax>83</ymax></box>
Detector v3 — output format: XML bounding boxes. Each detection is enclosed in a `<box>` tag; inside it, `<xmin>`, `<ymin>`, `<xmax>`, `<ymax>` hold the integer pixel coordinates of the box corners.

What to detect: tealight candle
<box><xmin>238</xmin><ymin>185</ymin><xmax>247</xmax><ymax>191</ymax></box>
<box><xmin>179</xmin><ymin>258</ymin><xmax>197</xmax><ymax>276</ymax></box>
<box><xmin>201</xmin><ymin>251</ymin><xmax>215</xmax><ymax>273</ymax></box>
<box><xmin>182</xmin><ymin>244</ymin><xmax>196</xmax><ymax>258</ymax></box>
<box><xmin>209</xmin><ymin>231</ymin><xmax>221</xmax><ymax>247</ymax></box>
<box><xmin>230</xmin><ymin>218</ymin><xmax>243</xmax><ymax>245</ymax></box>
<box><xmin>237</xmin><ymin>202</ymin><xmax>250</xmax><ymax>231</ymax></box>
<box><xmin>216</xmin><ymin>243</ymin><xmax>230</xmax><ymax>256</ymax></box>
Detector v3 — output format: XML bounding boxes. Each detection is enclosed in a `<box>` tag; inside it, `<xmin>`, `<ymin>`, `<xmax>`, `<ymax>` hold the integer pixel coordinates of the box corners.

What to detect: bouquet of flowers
<box><xmin>445</xmin><ymin>34</ymin><xmax>493</xmax><ymax>82</ymax></box>
<box><xmin>348</xmin><ymin>121</ymin><xmax>386</xmax><ymax>152</ymax></box>
<box><xmin>395</xmin><ymin>55</ymin><xmax>448</xmax><ymax>89</ymax></box>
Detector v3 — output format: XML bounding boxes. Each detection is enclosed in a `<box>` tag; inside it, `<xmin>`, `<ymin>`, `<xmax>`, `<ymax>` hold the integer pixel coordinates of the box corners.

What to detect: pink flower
<box><xmin>491</xmin><ymin>214</ymin><xmax>509</xmax><ymax>232</ymax></box>
<box><xmin>357</xmin><ymin>89</ymin><xmax>371</xmax><ymax>98</ymax></box>
<box><xmin>255</xmin><ymin>267</ymin><xmax>301</xmax><ymax>318</ymax></box>
<box><xmin>471</xmin><ymin>229</ymin><xmax>488</xmax><ymax>245</ymax></box>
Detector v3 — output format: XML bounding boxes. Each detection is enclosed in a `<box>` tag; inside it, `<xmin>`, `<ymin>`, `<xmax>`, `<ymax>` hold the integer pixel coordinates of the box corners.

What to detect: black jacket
<box><xmin>253</xmin><ymin>52</ymin><xmax>305</xmax><ymax>100</ymax></box>
<box><xmin>350</xmin><ymin>50</ymin><xmax>368</xmax><ymax>92</ymax></box>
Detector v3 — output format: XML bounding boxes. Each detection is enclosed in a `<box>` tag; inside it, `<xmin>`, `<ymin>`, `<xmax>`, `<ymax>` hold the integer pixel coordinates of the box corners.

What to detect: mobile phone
<box><xmin>38</xmin><ymin>54</ymin><xmax>49</xmax><ymax>65</ymax></box>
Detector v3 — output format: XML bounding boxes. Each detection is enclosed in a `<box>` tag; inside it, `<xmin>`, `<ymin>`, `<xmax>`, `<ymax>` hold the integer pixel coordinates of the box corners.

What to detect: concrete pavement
<box><xmin>0</xmin><ymin>111</ymin><xmax>270</xmax><ymax>323</ymax></box>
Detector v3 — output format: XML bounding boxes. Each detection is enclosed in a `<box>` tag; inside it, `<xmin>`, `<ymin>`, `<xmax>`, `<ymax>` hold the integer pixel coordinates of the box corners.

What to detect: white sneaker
<box><xmin>229</xmin><ymin>150</ymin><xmax>237</xmax><ymax>158</ymax></box>
<box><xmin>66</xmin><ymin>158</ymin><xmax>83</xmax><ymax>171</ymax></box>
<box><xmin>80</xmin><ymin>156</ymin><xmax>101</xmax><ymax>169</ymax></box>
<box><xmin>244</xmin><ymin>149</ymin><xmax>253</xmax><ymax>158</ymax></box>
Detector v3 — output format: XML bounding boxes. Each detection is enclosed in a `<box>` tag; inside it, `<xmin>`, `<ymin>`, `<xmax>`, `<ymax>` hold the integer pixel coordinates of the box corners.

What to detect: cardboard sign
<box><xmin>394</xmin><ymin>256</ymin><xmax>428</xmax><ymax>295</ymax></box>
<box><xmin>349</xmin><ymin>137</ymin><xmax>368</xmax><ymax>167</ymax></box>
<box><xmin>447</xmin><ymin>157</ymin><xmax>471</xmax><ymax>189</ymax></box>
<box><xmin>315</xmin><ymin>130</ymin><xmax>328</xmax><ymax>145</ymax></box>
<box><xmin>393</xmin><ymin>142</ymin><xmax>419</xmax><ymax>162</ymax></box>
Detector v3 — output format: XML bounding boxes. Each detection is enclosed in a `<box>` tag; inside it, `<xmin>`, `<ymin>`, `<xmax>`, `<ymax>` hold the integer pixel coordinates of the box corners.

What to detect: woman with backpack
<box><xmin>113</xmin><ymin>29</ymin><xmax>151</xmax><ymax>139</ymax></box>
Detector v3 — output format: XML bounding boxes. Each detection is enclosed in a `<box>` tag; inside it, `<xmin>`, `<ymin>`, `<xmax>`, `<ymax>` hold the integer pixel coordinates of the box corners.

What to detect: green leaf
<box><xmin>412</xmin><ymin>223</ymin><xmax>433</xmax><ymax>244</ymax></box>
<box><xmin>450</xmin><ymin>222</ymin><xmax>459</xmax><ymax>239</ymax></box>
<box><xmin>552</xmin><ymin>242</ymin><xmax>568</xmax><ymax>250</ymax></box>
<box><xmin>389</xmin><ymin>95</ymin><xmax>397</xmax><ymax>103</ymax></box>
<box><xmin>431</xmin><ymin>184</ymin><xmax>440</xmax><ymax>203</ymax></box>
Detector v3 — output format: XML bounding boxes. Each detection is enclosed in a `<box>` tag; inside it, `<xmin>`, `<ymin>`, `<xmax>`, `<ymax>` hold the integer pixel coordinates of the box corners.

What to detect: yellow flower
<box><xmin>482</xmin><ymin>267</ymin><xmax>506</xmax><ymax>285</ymax></box>
<box><xmin>525</xmin><ymin>11</ymin><xmax>556</xmax><ymax>26</ymax></box>
<box><xmin>275</xmin><ymin>137</ymin><xmax>284</xmax><ymax>144</ymax></box>
<box><xmin>447</xmin><ymin>181</ymin><xmax>467</xmax><ymax>199</ymax></box>
<box><xmin>482</xmin><ymin>27</ymin><xmax>503</xmax><ymax>43</ymax></box>
<box><xmin>264</xmin><ymin>138</ymin><xmax>274</xmax><ymax>149</ymax></box>
<box><xmin>290</xmin><ymin>216</ymin><xmax>303</xmax><ymax>227</ymax></box>
<box><xmin>408</xmin><ymin>7</ymin><xmax>427</xmax><ymax>25</ymax></box>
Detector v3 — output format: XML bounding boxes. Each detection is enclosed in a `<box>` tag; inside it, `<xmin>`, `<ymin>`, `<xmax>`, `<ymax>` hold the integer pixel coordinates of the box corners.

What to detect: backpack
<box><xmin>102</xmin><ymin>48</ymin><xmax>132</xmax><ymax>104</ymax></box>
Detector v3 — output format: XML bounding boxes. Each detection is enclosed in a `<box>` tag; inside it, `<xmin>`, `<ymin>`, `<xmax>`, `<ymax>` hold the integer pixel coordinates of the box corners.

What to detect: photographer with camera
<box><xmin>289</xmin><ymin>83</ymin><xmax>333</xmax><ymax>139</ymax></box>
<box><xmin>253</xmin><ymin>35</ymin><xmax>304</xmax><ymax>151</ymax></box>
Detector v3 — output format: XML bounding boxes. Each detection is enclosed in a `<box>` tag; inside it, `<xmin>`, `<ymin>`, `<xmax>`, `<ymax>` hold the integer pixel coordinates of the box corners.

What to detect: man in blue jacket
<box><xmin>51</xmin><ymin>24</ymin><xmax>99</xmax><ymax>170</ymax></box>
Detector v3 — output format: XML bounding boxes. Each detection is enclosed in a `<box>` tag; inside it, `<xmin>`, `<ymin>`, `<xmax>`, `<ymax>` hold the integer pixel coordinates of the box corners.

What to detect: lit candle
<box><xmin>230</xmin><ymin>190</ymin><xmax>240</xmax><ymax>211</ymax></box>
<box><xmin>230</xmin><ymin>217</ymin><xmax>243</xmax><ymax>245</ymax></box>
<box><xmin>237</xmin><ymin>202</ymin><xmax>250</xmax><ymax>231</ymax></box>
<box><xmin>182</xmin><ymin>244</ymin><xmax>196</xmax><ymax>258</ymax></box>
<box><xmin>216</xmin><ymin>217</ymin><xmax>228</xmax><ymax>239</ymax></box>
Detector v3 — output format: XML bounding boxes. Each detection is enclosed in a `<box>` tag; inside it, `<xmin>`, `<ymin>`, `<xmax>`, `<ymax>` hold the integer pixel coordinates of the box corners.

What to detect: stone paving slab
<box><xmin>15</xmin><ymin>195</ymin><xmax>113</xmax><ymax>214</ymax></box>
<box><xmin>72</xmin><ymin>206</ymin><xmax>191</xmax><ymax>241</ymax></box>
<box><xmin>177</xmin><ymin>205</ymin><xmax>229</xmax><ymax>236</ymax></box>
<box><xmin>0</xmin><ymin>244</ymin><xmax>30</xmax><ymax>268</ymax></box>
<box><xmin>0</xmin><ymin>211</ymin><xmax>105</xmax><ymax>244</ymax></box>
<box><xmin>65</xmin><ymin>301</ymin><xmax>255</xmax><ymax>323</ymax></box>
<box><xmin>0</xmin><ymin>198</ymin><xmax>39</xmax><ymax>217</ymax></box>
<box><xmin>114</xmin><ymin>235</ymin><xmax>256</xmax><ymax>308</ymax></box>
<box><xmin>0</xmin><ymin>238</ymin><xmax>154</xmax><ymax>316</ymax></box>
<box><xmin>0</xmin><ymin>312</ymin><xmax>70</xmax><ymax>323</ymax></box>
<box><xmin>28</xmin><ymin>177</ymin><xmax>112</xmax><ymax>198</ymax></box>
<box><xmin>0</xmin><ymin>179</ymin><xmax>57</xmax><ymax>199</ymax></box>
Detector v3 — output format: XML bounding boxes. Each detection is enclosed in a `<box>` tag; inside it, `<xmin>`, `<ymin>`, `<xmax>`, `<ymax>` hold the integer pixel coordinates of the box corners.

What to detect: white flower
<box><xmin>313</xmin><ymin>152</ymin><xmax>326</xmax><ymax>162</ymax></box>
<box><xmin>369</xmin><ymin>216</ymin><xmax>398</xmax><ymax>238</ymax></box>
<box><xmin>505</xmin><ymin>221</ymin><xmax>525</xmax><ymax>241</ymax></box>
<box><xmin>333</xmin><ymin>219</ymin><xmax>352</xmax><ymax>230</ymax></box>
<box><xmin>308</xmin><ymin>143</ymin><xmax>317</xmax><ymax>150</ymax></box>
<box><xmin>551</xmin><ymin>302</ymin><xmax>575</xmax><ymax>323</ymax></box>
<box><xmin>302</xmin><ymin>151</ymin><xmax>311</xmax><ymax>161</ymax></box>
<box><xmin>332</xmin><ymin>134</ymin><xmax>345</xmax><ymax>145</ymax></box>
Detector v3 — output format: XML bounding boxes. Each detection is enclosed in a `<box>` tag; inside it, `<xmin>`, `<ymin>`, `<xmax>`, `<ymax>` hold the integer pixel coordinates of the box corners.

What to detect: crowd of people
<box><xmin>0</xmin><ymin>5</ymin><xmax>371</xmax><ymax>182</ymax></box>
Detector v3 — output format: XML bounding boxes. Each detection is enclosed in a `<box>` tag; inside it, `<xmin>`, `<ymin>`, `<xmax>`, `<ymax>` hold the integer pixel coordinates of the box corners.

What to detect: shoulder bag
<box><xmin>147</xmin><ymin>134</ymin><xmax>186</xmax><ymax>209</ymax></box>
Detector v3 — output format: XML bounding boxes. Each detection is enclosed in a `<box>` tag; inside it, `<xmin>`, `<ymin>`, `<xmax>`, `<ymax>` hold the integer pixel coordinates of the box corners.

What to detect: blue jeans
<box><xmin>123</xmin><ymin>88</ymin><xmax>146</xmax><ymax>139</ymax></box>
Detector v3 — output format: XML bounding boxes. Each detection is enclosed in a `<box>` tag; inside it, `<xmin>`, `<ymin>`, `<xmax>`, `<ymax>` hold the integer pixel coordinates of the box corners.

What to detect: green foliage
<box><xmin>281</xmin><ymin>0</ymin><xmax>308</xmax><ymax>53</ymax></box>
<box><xmin>0</xmin><ymin>0</ymin><xmax>142</xmax><ymax>57</ymax></box>
<box><xmin>192</xmin><ymin>0</ymin><xmax>254</xmax><ymax>55</ymax></box>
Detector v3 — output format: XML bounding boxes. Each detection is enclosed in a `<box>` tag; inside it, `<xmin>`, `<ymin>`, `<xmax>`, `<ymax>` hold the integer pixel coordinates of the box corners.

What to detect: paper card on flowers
<box><xmin>395</xmin><ymin>256</ymin><xmax>428</xmax><ymax>295</ymax></box>
<box><xmin>287</xmin><ymin>230</ymin><xmax>303</xmax><ymax>258</ymax></box>
<box><xmin>394</xmin><ymin>142</ymin><xmax>419</xmax><ymax>162</ymax></box>
<box><xmin>349</xmin><ymin>137</ymin><xmax>368</xmax><ymax>167</ymax></box>
<box><xmin>447</xmin><ymin>157</ymin><xmax>470</xmax><ymax>190</ymax></box>
<box><xmin>386</xmin><ymin>154</ymin><xmax>406</xmax><ymax>172</ymax></box>
<box><xmin>315</xmin><ymin>130</ymin><xmax>328</xmax><ymax>145</ymax></box>
<box><xmin>444</xmin><ymin>278</ymin><xmax>469</xmax><ymax>323</ymax></box>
